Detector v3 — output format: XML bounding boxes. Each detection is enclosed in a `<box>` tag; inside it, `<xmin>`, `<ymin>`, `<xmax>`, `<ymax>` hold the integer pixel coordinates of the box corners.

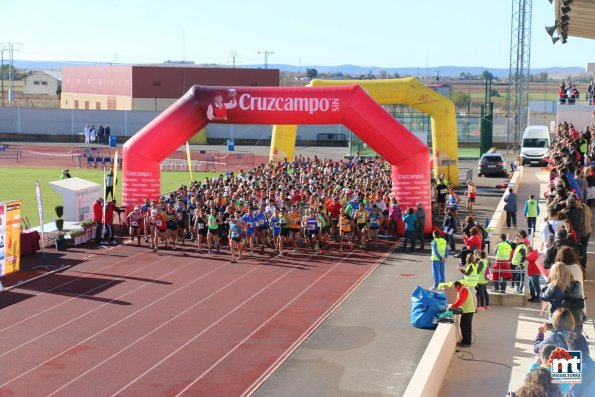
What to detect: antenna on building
<box><xmin>230</xmin><ymin>51</ymin><xmax>238</xmax><ymax>68</ymax></box>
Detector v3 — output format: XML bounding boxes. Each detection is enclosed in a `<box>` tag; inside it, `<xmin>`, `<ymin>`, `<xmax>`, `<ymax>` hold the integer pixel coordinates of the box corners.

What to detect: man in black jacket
<box><xmin>442</xmin><ymin>208</ymin><xmax>457</xmax><ymax>251</ymax></box>
<box><xmin>543</xmin><ymin>228</ymin><xmax>580</xmax><ymax>268</ymax></box>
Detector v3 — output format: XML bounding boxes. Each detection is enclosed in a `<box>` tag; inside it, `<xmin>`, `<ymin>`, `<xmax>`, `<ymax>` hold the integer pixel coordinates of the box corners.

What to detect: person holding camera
<box><xmin>103</xmin><ymin>199</ymin><xmax>118</xmax><ymax>245</ymax></box>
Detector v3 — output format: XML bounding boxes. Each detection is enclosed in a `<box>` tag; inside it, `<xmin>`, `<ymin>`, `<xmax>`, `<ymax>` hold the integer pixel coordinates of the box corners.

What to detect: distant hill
<box><xmin>13</xmin><ymin>59</ymin><xmax>585</xmax><ymax>78</ymax></box>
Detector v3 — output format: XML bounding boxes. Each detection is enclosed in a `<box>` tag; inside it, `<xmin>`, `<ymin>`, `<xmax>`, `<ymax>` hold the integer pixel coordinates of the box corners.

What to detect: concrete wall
<box><xmin>557</xmin><ymin>104</ymin><xmax>594</xmax><ymax>129</ymax></box>
<box><xmin>0</xmin><ymin>107</ymin><xmax>158</xmax><ymax>137</ymax></box>
<box><xmin>61</xmin><ymin>93</ymin><xmax>132</xmax><ymax>110</ymax></box>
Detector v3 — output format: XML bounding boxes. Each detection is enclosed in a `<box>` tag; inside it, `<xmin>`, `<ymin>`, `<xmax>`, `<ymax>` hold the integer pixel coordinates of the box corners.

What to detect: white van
<box><xmin>520</xmin><ymin>125</ymin><xmax>550</xmax><ymax>166</ymax></box>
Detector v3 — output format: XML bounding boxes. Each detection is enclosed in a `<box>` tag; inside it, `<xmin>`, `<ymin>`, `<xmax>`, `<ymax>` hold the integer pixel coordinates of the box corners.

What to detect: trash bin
<box><xmin>227</xmin><ymin>139</ymin><xmax>235</xmax><ymax>152</ymax></box>
<box><xmin>109</xmin><ymin>136</ymin><xmax>116</xmax><ymax>147</ymax></box>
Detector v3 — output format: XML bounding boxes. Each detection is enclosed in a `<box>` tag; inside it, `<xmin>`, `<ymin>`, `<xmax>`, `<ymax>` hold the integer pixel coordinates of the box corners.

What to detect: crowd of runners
<box><xmin>122</xmin><ymin>155</ymin><xmax>429</xmax><ymax>261</ymax></box>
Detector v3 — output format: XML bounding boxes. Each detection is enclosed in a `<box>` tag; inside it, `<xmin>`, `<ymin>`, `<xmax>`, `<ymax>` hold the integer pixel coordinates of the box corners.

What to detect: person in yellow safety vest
<box><xmin>458</xmin><ymin>252</ymin><xmax>479</xmax><ymax>309</ymax></box>
<box><xmin>448</xmin><ymin>280</ymin><xmax>475</xmax><ymax>347</ymax></box>
<box><xmin>475</xmin><ymin>250</ymin><xmax>490</xmax><ymax>310</ymax></box>
<box><xmin>493</xmin><ymin>234</ymin><xmax>513</xmax><ymax>293</ymax></box>
<box><xmin>511</xmin><ymin>234</ymin><xmax>527</xmax><ymax>293</ymax></box>
<box><xmin>430</xmin><ymin>230</ymin><xmax>448</xmax><ymax>290</ymax></box>
<box><xmin>523</xmin><ymin>194</ymin><xmax>540</xmax><ymax>235</ymax></box>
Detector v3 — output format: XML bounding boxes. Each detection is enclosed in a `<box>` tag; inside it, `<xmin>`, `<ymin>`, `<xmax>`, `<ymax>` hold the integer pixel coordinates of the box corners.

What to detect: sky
<box><xmin>2</xmin><ymin>0</ymin><xmax>594</xmax><ymax>70</ymax></box>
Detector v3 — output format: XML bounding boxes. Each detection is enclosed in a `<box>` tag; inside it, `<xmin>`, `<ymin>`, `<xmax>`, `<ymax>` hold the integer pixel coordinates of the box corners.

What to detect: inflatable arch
<box><xmin>270</xmin><ymin>77</ymin><xmax>460</xmax><ymax>186</ymax></box>
<box><xmin>122</xmin><ymin>85</ymin><xmax>432</xmax><ymax>233</ymax></box>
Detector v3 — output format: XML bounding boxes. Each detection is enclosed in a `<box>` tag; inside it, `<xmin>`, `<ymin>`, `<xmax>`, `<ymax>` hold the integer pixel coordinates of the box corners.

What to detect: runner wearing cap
<box><xmin>242</xmin><ymin>207</ymin><xmax>257</xmax><ymax>256</ymax></box>
<box><xmin>126</xmin><ymin>206</ymin><xmax>142</xmax><ymax>246</ymax></box>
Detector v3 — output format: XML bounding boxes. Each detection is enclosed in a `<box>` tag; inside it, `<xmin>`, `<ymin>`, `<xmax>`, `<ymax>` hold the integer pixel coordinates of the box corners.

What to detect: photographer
<box><xmin>103</xmin><ymin>199</ymin><xmax>119</xmax><ymax>245</ymax></box>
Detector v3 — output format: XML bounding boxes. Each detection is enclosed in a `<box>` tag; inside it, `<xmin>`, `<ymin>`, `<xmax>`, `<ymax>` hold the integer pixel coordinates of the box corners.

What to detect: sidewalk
<box><xmin>439</xmin><ymin>165</ymin><xmax>595</xmax><ymax>396</ymax></box>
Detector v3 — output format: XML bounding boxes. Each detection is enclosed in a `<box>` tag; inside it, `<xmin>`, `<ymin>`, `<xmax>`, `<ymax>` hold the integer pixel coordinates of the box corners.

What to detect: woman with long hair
<box><xmin>540</xmin><ymin>263</ymin><xmax>585</xmax><ymax>332</ymax></box>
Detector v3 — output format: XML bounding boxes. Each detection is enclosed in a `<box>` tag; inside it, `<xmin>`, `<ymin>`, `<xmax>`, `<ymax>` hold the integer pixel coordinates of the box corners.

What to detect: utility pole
<box><xmin>0</xmin><ymin>43</ymin><xmax>6</xmax><ymax>106</ymax></box>
<box><xmin>230</xmin><ymin>50</ymin><xmax>238</xmax><ymax>68</ymax></box>
<box><xmin>257</xmin><ymin>50</ymin><xmax>275</xmax><ymax>69</ymax></box>
<box><xmin>6</xmin><ymin>43</ymin><xmax>22</xmax><ymax>103</ymax></box>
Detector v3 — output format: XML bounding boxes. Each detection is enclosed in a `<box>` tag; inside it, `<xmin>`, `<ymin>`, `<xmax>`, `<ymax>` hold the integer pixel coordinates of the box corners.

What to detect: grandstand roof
<box><xmin>555</xmin><ymin>0</ymin><xmax>595</xmax><ymax>40</ymax></box>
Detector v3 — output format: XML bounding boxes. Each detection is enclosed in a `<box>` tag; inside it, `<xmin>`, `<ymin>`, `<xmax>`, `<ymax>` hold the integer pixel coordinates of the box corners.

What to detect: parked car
<box><xmin>478</xmin><ymin>153</ymin><xmax>507</xmax><ymax>177</ymax></box>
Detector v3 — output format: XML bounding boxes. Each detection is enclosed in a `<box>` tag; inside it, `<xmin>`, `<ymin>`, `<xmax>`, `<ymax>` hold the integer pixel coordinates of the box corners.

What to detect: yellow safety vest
<box><xmin>526</xmin><ymin>200</ymin><xmax>538</xmax><ymax>218</ymax></box>
<box><xmin>431</xmin><ymin>238</ymin><xmax>447</xmax><ymax>261</ymax></box>
<box><xmin>511</xmin><ymin>243</ymin><xmax>527</xmax><ymax>266</ymax></box>
<box><xmin>495</xmin><ymin>242</ymin><xmax>512</xmax><ymax>261</ymax></box>
<box><xmin>463</xmin><ymin>263</ymin><xmax>479</xmax><ymax>287</ymax></box>
<box><xmin>477</xmin><ymin>259</ymin><xmax>489</xmax><ymax>284</ymax></box>
<box><xmin>460</xmin><ymin>287</ymin><xmax>475</xmax><ymax>314</ymax></box>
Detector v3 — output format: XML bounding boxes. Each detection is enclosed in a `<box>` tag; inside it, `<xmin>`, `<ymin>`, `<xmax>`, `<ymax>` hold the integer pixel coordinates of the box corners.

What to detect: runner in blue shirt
<box><xmin>270</xmin><ymin>208</ymin><xmax>283</xmax><ymax>256</ymax></box>
<box><xmin>255</xmin><ymin>205</ymin><xmax>268</xmax><ymax>255</ymax></box>
<box><xmin>228</xmin><ymin>215</ymin><xmax>244</xmax><ymax>263</ymax></box>
<box><xmin>304</xmin><ymin>208</ymin><xmax>322</xmax><ymax>255</ymax></box>
<box><xmin>242</xmin><ymin>207</ymin><xmax>256</xmax><ymax>257</ymax></box>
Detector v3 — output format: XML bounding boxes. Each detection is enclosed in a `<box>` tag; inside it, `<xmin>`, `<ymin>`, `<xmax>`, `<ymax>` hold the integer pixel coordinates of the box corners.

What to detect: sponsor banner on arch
<box><xmin>201</xmin><ymin>87</ymin><xmax>347</xmax><ymax>125</ymax></box>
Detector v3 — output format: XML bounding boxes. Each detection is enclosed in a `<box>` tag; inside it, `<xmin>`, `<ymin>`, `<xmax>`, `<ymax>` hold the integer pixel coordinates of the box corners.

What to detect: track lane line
<box><xmin>109</xmin><ymin>252</ymin><xmax>321</xmax><ymax>396</ymax></box>
<box><xmin>0</xmin><ymin>255</ymin><xmax>177</xmax><ymax>359</ymax></box>
<box><xmin>0</xmin><ymin>249</ymin><xmax>151</xmax><ymax>333</ymax></box>
<box><xmin>0</xmin><ymin>257</ymin><xmax>232</xmax><ymax>390</ymax></box>
<box><xmin>241</xmin><ymin>242</ymin><xmax>398</xmax><ymax>397</ymax></box>
<box><xmin>45</xmin><ymin>259</ymin><xmax>271</xmax><ymax>396</ymax></box>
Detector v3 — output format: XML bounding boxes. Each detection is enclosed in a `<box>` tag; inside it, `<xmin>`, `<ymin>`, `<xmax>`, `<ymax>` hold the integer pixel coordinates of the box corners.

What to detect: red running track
<box><xmin>0</xmin><ymin>241</ymin><xmax>396</xmax><ymax>396</ymax></box>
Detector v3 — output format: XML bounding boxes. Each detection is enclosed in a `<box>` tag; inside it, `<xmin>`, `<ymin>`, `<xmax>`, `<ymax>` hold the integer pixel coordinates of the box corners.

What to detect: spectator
<box><xmin>534</xmin><ymin>307</ymin><xmax>586</xmax><ymax>357</ymax></box>
<box><xmin>526</xmin><ymin>246</ymin><xmax>541</xmax><ymax>302</ymax></box>
<box><xmin>402</xmin><ymin>207</ymin><xmax>416</xmax><ymax>252</ymax></box>
<box><xmin>104</xmin><ymin>124</ymin><xmax>111</xmax><ymax>146</ymax></box>
<box><xmin>503</xmin><ymin>188</ymin><xmax>518</xmax><ymax>228</ymax></box>
<box><xmin>544</xmin><ymin>228</ymin><xmax>580</xmax><ymax>269</ymax></box>
<box><xmin>509</xmin><ymin>367</ymin><xmax>562</xmax><ymax>397</ymax></box>
<box><xmin>415</xmin><ymin>202</ymin><xmax>426</xmax><ymax>250</ymax></box>
<box><xmin>442</xmin><ymin>207</ymin><xmax>457</xmax><ymax>251</ymax></box>
<box><xmin>83</xmin><ymin>124</ymin><xmax>90</xmax><ymax>143</ymax></box>
<box><xmin>92</xmin><ymin>197</ymin><xmax>104</xmax><ymax>246</ymax></box>
<box><xmin>436</xmin><ymin>176</ymin><xmax>448</xmax><ymax>212</ymax></box>
<box><xmin>540</xmin><ymin>264</ymin><xmax>584</xmax><ymax>327</ymax></box>
<box><xmin>90</xmin><ymin>125</ymin><xmax>96</xmax><ymax>143</ymax></box>
<box><xmin>97</xmin><ymin>124</ymin><xmax>105</xmax><ymax>144</ymax></box>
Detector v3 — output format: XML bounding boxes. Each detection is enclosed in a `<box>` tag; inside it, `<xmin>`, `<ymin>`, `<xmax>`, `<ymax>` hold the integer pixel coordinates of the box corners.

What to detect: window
<box><xmin>33</xmin><ymin>81</ymin><xmax>40</xmax><ymax>85</ymax></box>
<box><xmin>96</xmin><ymin>102</ymin><xmax>101</xmax><ymax>110</ymax></box>
<box><xmin>41</xmin><ymin>81</ymin><xmax>48</xmax><ymax>86</ymax></box>
<box><xmin>74</xmin><ymin>100</ymin><xmax>79</xmax><ymax>109</ymax></box>
<box><xmin>522</xmin><ymin>138</ymin><xmax>548</xmax><ymax>148</ymax></box>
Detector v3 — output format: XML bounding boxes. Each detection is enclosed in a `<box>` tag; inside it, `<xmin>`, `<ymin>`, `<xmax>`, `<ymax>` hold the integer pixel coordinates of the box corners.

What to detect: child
<box><xmin>526</xmin><ymin>245</ymin><xmax>541</xmax><ymax>302</ymax></box>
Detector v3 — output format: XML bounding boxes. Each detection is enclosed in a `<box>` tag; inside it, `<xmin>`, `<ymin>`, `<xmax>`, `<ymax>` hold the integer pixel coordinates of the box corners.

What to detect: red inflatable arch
<box><xmin>122</xmin><ymin>85</ymin><xmax>432</xmax><ymax>233</ymax></box>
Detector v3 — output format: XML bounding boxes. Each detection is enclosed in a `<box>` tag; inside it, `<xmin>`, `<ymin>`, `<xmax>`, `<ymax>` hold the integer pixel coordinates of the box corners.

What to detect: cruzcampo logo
<box><xmin>549</xmin><ymin>347</ymin><xmax>582</xmax><ymax>384</ymax></box>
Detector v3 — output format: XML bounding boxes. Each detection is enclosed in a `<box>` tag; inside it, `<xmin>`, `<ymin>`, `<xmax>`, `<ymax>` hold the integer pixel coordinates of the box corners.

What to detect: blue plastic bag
<box><xmin>411</xmin><ymin>285</ymin><xmax>448</xmax><ymax>330</ymax></box>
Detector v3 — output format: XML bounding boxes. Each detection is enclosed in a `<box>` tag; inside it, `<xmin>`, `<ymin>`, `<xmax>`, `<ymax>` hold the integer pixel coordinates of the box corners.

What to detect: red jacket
<box><xmin>104</xmin><ymin>203</ymin><xmax>115</xmax><ymax>224</ymax></box>
<box><xmin>526</xmin><ymin>249</ymin><xmax>540</xmax><ymax>276</ymax></box>
<box><xmin>463</xmin><ymin>234</ymin><xmax>482</xmax><ymax>251</ymax></box>
<box><xmin>92</xmin><ymin>201</ymin><xmax>103</xmax><ymax>223</ymax></box>
<box><xmin>451</xmin><ymin>286</ymin><xmax>469</xmax><ymax>309</ymax></box>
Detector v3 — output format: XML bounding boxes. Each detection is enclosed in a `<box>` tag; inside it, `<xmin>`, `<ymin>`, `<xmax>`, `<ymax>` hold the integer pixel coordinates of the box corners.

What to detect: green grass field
<box><xmin>0</xmin><ymin>168</ymin><xmax>219</xmax><ymax>228</ymax></box>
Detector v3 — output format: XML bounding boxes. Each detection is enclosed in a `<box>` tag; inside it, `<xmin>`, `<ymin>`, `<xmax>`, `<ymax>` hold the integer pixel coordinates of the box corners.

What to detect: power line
<box><xmin>257</xmin><ymin>50</ymin><xmax>275</xmax><ymax>69</ymax></box>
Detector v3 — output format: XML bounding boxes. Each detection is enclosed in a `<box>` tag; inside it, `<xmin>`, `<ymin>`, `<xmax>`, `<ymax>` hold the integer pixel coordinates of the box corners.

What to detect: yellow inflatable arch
<box><xmin>270</xmin><ymin>77</ymin><xmax>460</xmax><ymax>186</ymax></box>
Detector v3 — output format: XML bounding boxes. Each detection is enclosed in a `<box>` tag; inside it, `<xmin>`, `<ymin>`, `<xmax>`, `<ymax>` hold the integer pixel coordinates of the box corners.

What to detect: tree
<box><xmin>392</xmin><ymin>72</ymin><xmax>401</xmax><ymax>78</ymax></box>
<box><xmin>305</xmin><ymin>68</ymin><xmax>318</xmax><ymax>79</ymax></box>
<box><xmin>482</xmin><ymin>70</ymin><xmax>494</xmax><ymax>81</ymax></box>
<box><xmin>450</xmin><ymin>91</ymin><xmax>471</xmax><ymax>108</ymax></box>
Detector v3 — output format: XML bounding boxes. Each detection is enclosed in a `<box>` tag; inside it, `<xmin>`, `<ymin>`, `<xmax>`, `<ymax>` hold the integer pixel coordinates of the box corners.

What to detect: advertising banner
<box><xmin>0</xmin><ymin>200</ymin><xmax>21</xmax><ymax>276</ymax></box>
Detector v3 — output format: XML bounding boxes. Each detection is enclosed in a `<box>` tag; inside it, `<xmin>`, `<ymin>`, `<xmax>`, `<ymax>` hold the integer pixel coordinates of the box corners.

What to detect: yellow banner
<box><xmin>0</xmin><ymin>200</ymin><xmax>21</xmax><ymax>276</ymax></box>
